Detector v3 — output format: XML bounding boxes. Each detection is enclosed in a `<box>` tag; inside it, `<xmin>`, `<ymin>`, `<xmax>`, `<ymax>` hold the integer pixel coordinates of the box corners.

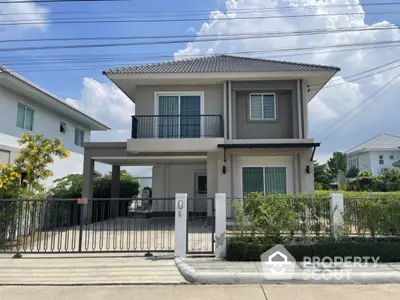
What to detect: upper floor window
<box><xmin>379</xmin><ymin>155</ymin><xmax>384</xmax><ymax>165</ymax></box>
<box><xmin>74</xmin><ymin>128</ymin><xmax>84</xmax><ymax>147</ymax></box>
<box><xmin>390</xmin><ymin>155</ymin><xmax>394</xmax><ymax>160</ymax></box>
<box><xmin>16</xmin><ymin>104</ymin><xmax>34</xmax><ymax>131</ymax></box>
<box><xmin>60</xmin><ymin>121</ymin><xmax>68</xmax><ymax>134</ymax></box>
<box><xmin>249</xmin><ymin>94</ymin><xmax>276</xmax><ymax>120</ymax></box>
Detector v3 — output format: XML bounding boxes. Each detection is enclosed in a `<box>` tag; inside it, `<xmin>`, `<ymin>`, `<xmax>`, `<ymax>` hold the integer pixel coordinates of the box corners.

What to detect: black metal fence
<box><xmin>186</xmin><ymin>198</ymin><xmax>215</xmax><ymax>254</ymax></box>
<box><xmin>131</xmin><ymin>115</ymin><xmax>223</xmax><ymax>139</ymax></box>
<box><xmin>228</xmin><ymin>194</ymin><xmax>400</xmax><ymax>238</ymax></box>
<box><xmin>343</xmin><ymin>195</ymin><xmax>400</xmax><ymax>237</ymax></box>
<box><xmin>228</xmin><ymin>195</ymin><xmax>331</xmax><ymax>237</ymax></box>
<box><xmin>0</xmin><ymin>198</ymin><xmax>175</xmax><ymax>254</ymax></box>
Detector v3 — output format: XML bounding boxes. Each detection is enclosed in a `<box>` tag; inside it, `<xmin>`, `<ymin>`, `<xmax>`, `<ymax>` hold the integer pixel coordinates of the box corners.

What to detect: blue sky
<box><xmin>7</xmin><ymin>0</ymin><xmax>398</xmax><ymax>99</ymax></box>
<box><xmin>3</xmin><ymin>0</ymin><xmax>400</xmax><ymax>167</ymax></box>
<box><xmin>4</xmin><ymin>0</ymin><xmax>223</xmax><ymax>99</ymax></box>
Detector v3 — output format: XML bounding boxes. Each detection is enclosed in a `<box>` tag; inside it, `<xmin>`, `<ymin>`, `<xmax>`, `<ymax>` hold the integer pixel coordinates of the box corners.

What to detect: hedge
<box><xmin>226</xmin><ymin>236</ymin><xmax>400</xmax><ymax>262</ymax></box>
<box><xmin>315</xmin><ymin>190</ymin><xmax>400</xmax><ymax>198</ymax></box>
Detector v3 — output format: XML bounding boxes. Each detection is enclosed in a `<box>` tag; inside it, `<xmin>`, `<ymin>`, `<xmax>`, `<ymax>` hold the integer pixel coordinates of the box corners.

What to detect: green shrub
<box><xmin>226</xmin><ymin>236</ymin><xmax>400</xmax><ymax>262</ymax></box>
<box><xmin>233</xmin><ymin>193</ymin><xmax>331</xmax><ymax>237</ymax></box>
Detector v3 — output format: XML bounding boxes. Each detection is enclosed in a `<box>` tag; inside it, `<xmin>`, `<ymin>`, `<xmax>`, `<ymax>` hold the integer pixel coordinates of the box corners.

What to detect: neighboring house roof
<box><xmin>345</xmin><ymin>133</ymin><xmax>400</xmax><ymax>155</ymax></box>
<box><xmin>104</xmin><ymin>54</ymin><xmax>340</xmax><ymax>75</ymax></box>
<box><xmin>0</xmin><ymin>66</ymin><xmax>110</xmax><ymax>131</ymax></box>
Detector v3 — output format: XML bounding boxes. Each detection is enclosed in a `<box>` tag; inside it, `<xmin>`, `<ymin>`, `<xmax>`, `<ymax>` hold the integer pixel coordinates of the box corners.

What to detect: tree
<box><xmin>0</xmin><ymin>133</ymin><xmax>70</xmax><ymax>198</ymax></box>
<box><xmin>314</xmin><ymin>162</ymin><xmax>332</xmax><ymax>190</ymax></box>
<box><xmin>346</xmin><ymin>166</ymin><xmax>360</xmax><ymax>178</ymax></box>
<box><xmin>327</xmin><ymin>152</ymin><xmax>347</xmax><ymax>181</ymax></box>
<box><xmin>49</xmin><ymin>170</ymin><xmax>139</xmax><ymax>199</ymax></box>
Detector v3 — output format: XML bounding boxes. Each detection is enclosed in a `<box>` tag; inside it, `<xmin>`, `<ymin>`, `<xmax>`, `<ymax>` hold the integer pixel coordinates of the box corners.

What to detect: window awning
<box><xmin>217</xmin><ymin>142</ymin><xmax>321</xmax><ymax>162</ymax></box>
<box><xmin>217</xmin><ymin>142</ymin><xmax>320</xmax><ymax>149</ymax></box>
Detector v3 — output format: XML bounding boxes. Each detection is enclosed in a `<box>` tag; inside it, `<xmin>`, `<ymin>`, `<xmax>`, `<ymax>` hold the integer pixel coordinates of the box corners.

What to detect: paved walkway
<box><xmin>0</xmin><ymin>253</ymin><xmax>187</xmax><ymax>285</ymax></box>
<box><xmin>1</xmin><ymin>285</ymin><xmax>400</xmax><ymax>300</ymax></box>
<box><xmin>176</xmin><ymin>258</ymin><xmax>400</xmax><ymax>284</ymax></box>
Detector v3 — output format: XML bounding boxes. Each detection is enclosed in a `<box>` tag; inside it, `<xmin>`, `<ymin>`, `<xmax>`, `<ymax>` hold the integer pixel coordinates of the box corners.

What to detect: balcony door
<box><xmin>158</xmin><ymin>94</ymin><xmax>201</xmax><ymax>138</ymax></box>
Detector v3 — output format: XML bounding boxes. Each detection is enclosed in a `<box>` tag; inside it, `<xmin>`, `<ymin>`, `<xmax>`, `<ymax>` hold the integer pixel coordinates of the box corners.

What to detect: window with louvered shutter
<box><xmin>250</xmin><ymin>94</ymin><xmax>276</xmax><ymax>120</ymax></box>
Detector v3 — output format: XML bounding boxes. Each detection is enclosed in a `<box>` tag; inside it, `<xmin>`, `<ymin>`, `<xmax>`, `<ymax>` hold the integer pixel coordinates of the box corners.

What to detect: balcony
<box><xmin>131</xmin><ymin>115</ymin><xmax>223</xmax><ymax>139</ymax></box>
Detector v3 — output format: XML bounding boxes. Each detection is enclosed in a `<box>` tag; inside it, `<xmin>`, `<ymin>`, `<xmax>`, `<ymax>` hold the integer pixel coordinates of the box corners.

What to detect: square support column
<box><xmin>110</xmin><ymin>165</ymin><xmax>121</xmax><ymax>218</ymax></box>
<box><xmin>175</xmin><ymin>193</ymin><xmax>187</xmax><ymax>258</ymax></box>
<box><xmin>207</xmin><ymin>152</ymin><xmax>218</xmax><ymax>219</ymax></box>
<box><xmin>82</xmin><ymin>150</ymin><xmax>94</xmax><ymax>224</ymax></box>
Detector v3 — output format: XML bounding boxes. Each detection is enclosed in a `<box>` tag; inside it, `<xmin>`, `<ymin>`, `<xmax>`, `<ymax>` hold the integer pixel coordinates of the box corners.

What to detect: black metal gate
<box><xmin>0</xmin><ymin>198</ymin><xmax>175</xmax><ymax>254</ymax></box>
<box><xmin>186</xmin><ymin>197</ymin><xmax>215</xmax><ymax>254</ymax></box>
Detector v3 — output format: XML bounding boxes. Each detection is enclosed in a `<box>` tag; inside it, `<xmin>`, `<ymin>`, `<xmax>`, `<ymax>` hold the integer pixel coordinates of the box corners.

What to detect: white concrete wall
<box><xmin>347</xmin><ymin>150</ymin><xmax>400</xmax><ymax>175</ymax></box>
<box><xmin>369</xmin><ymin>150</ymin><xmax>400</xmax><ymax>174</ymax></box>
<box><xmin>151</xmin><ymin>162</ymin><xmax>207</xmax><ymax>212</ymax></box>
<box><xmin>0</xmin><ymin>85</ymin><xmax>91</xmax><ymax>188</ymax></box>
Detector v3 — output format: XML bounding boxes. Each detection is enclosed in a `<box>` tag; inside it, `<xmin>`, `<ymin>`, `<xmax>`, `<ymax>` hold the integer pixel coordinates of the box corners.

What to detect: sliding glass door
<box><xmin>242</xmin><ymin>166</ymin><xmax>287</xmax><ymax>195</ymax></box>
<box><xmin>158</xmin><ymin>95</ymin><xmax>201</xmax><ymax>138</ymax></box>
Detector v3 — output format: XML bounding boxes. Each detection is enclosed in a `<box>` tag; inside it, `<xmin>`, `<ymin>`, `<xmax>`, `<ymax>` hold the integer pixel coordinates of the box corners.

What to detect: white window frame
<box><xmin>249</xmin><ymin>93</ymin><xmax>277</xmax><ymax>121</ymax></box>
<box><xmin>154</xmin><ymin>91</ymin><xmax>205</xmax><ymax>138</ymax></box>
<box><xmin>74</xmin><ymin>127</ymin><xmax>85</xmax><ymax>147</ymax></box>
<box><xmin>241</xmin><ymin>165</ymin><xmax>288</xmax><ymax>195</ymax></box>
<box><xmin>379</xmin><ymin>155</ymin><xmax>384</xmax><ymax>165</ymax></box>
<box><xmin>16</xmin><ymin>103</ymin><xmax>35</xmax><ymax>131</ymax></box>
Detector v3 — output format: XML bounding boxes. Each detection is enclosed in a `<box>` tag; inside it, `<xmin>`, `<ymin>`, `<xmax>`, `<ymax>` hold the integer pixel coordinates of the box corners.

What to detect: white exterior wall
<box><xmin>0</xmin><ymin>85</ymin><xmax>91</xmax><ymax>187</ymax></box>
<box><xmin>347</xmin><ymin>150</ymin><xmax>400</xmax><ymax>175</ymax></box>
<box><xmin>369</xmin><ymin>150</ymin><xmax>400</xmax><ymax>174</ymax></box>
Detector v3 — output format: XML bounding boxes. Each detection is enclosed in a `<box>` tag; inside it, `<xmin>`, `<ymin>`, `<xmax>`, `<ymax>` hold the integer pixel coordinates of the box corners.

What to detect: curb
<box><xmin>174</xmin><ymin>258</ymin><xmax>400</xmax><ymax>285</ymax></box>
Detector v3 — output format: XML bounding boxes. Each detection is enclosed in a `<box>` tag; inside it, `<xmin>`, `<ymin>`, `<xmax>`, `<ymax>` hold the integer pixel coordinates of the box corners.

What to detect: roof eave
<box><xmin>104</xmin><ymin>70</ymin><xmax>337</xmax><ymax>81</ymax></box>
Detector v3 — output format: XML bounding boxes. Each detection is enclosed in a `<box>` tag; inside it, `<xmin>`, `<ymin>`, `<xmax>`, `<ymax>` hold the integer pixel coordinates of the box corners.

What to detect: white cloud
<box><xmin>0</xmin><ymin>0</ymin><xmax>50</xmax><ymax>34</ymax></box>
<box><xmin>174</xmin><ymin>0</ymin><xmax>400</xmax><ymax>158</ymax></box>
<box><xmin>64</xmin><ymin>78</ymin><xmax>135</xmax><ymax>142</ymax></box>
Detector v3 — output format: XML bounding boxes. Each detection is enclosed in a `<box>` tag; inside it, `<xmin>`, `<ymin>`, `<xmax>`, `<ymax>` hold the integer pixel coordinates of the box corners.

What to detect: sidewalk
<box><xmin>175</xmin><ymin>257</ymin><xmax>400</xmax><ymax>284</ymax></box>
<box><xmin>2</xmin><ymin>285</ymin><xmax>400</xmax><ymax>300</ymax></box>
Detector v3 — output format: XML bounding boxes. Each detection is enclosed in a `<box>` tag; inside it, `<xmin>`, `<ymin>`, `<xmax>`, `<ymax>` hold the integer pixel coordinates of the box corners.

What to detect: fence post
<box><xmin>215</xmin><ymin>193</ymin><xmax>227</xmax><ymax>258</ymax></box>
<box><xmin>175</xmin><ymin>193</ymin><xmax>187</xmax><ymax>258</ymax></box>
<box><xmin>330</xmin><ymin>193</ymin><xmax>344</xmax><ymax>240</ymax></box>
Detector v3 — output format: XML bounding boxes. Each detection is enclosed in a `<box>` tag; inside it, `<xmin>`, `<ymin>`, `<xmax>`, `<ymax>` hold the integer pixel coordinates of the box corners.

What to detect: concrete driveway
<box><xmin>14</xmin><ymin>217</ymin><xmax>213</xmax><ymax>253</ymax></box>
<box><xmin>0</xmin><ymin>252</ymin><xmax>186</xmax><ymax>285</ymax></box>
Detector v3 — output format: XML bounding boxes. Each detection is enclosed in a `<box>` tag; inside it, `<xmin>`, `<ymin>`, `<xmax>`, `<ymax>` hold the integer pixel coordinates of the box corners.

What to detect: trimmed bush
<box><xmin>226</xmin><ymin>236</ymin><xmax>400</xmax><ymax>262</ymax></box>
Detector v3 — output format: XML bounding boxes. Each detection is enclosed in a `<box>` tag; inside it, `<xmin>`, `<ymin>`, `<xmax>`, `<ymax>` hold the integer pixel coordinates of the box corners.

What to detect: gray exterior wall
<box><xmin>231</xmin><ymin>80</ymin><xmax>299</xmax><ymax>139</ymax></box>
<box><xmin>134</xmin><ymin>84</ymin><xmax>224</xmax><ymax>116</ymax></box>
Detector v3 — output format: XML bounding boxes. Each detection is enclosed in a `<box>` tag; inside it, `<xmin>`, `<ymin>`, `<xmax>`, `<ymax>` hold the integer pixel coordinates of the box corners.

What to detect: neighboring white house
<box><xmin>345</xmin><ymin>133</ymin><xmax>400</xmax><ymax>175</ymax></box>
<box><xmin>0</xmin><ymin>66</ymin><xmax>109</xmax><ymax>187</ymax></box>
<box><xmin>81</xmin><ymin>54</ymin><xmax>340</xmax><ymax>216</ymax></box>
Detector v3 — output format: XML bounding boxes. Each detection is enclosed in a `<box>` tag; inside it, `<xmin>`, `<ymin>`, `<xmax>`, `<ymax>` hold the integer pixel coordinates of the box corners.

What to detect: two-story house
<box><xmin>345</xmin><ymin>133</ymin><xmax>400</xmax><ymax>175</ymax></box>
<box><xmin>81</xmin><ymin>55</ymin><xmax>339</xmax><ymax>216</ymax></box>
<box><xmin>0</xmin><ymin>66</ymin><xmax>109</xmax><ymax>187</ymax></box>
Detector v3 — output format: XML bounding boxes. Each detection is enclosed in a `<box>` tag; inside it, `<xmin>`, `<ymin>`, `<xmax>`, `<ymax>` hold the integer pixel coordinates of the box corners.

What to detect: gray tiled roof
<box><xmin>104</xmin><ymin>54</ymin><xmax>340</xmax><ymax>75</ymax></box>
